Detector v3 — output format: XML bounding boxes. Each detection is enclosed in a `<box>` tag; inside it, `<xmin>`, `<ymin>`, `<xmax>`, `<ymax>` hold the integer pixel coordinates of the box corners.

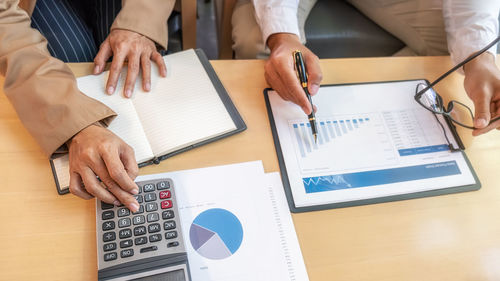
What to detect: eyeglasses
<box><xmin>414</xmin><ymin>35</ymin><xmax>500</xmax><ymax>150</ymax></box>
<box><xmin>415</xmin><ymin>35</ymin><xmax>500</xmax><ymax>129</ymax></box>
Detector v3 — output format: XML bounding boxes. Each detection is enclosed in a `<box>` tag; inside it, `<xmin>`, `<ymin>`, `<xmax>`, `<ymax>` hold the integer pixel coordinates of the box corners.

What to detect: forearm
<box><xmin>443</xmin><ymin>0</ymin><xmax>499</xmax><ymax>64</ymax></box>
<box><xmin>0</xmin><ymin>0</ymin><xmax>116</xmax><ymax>156</ymax></box>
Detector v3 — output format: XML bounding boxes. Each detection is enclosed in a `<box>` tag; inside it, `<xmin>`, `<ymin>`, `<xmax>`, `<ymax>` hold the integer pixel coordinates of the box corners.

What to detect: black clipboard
<box><xmin>264</xmin><ymin>79</ymin><xmax>481</xmax><ymax>213</ymax></box>
<box><xmin>51</xmin><ymin>49</ymin><xmax>246</xmax><ymax>195</ymax></box>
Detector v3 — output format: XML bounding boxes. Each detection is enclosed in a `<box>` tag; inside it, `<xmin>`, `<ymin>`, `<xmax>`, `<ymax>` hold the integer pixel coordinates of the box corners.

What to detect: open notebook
<box><xmin>51</xmin><ymin>49</ymin><xmax>246</xmax><ymax>194</ymax></box>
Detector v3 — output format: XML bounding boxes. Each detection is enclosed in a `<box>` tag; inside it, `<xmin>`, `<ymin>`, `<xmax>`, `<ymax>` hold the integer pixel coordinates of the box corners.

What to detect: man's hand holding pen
<box><xmin>265</xmin><ymin>33</ymin><xmax>322</xmax><ymax>115</ymax></box>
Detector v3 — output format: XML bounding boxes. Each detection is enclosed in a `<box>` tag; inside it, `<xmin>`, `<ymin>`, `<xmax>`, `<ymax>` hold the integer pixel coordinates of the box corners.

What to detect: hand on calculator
<box><xmin>67</xmin><ymin>124</ymin><xmax>140</xmax><ymax>212</ymax></box>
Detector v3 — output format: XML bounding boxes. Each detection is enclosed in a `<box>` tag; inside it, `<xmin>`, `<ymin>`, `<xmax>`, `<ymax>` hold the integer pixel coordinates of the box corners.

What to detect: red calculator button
<box><xmin>159</xmin><ymin>191</ymin><xmax>171</xmax><ymax>199</ymax></box>
<box><xmin>161</xmin><ymin>200</ymin><xmax>173</xmax><ymax>209</ymax></box>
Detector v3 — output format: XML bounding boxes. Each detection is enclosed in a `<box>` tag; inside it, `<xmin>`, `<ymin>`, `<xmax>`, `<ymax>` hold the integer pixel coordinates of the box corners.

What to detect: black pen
<box><xmin>293</xmin><ymin>50</ymin><xmax>318</xmax><ymax>143</ymax></box>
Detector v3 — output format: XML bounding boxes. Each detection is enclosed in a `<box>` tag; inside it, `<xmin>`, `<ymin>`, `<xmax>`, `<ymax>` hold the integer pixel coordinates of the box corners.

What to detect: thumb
<box><xmin>304</xmin><ymin>52</ymin><xmax>322</xmax><ymax>95</ymax></box>
<box><xmin>472</xmin><ymin>94</ymin><xmax>491</xmax><ymax>128</ymax></box>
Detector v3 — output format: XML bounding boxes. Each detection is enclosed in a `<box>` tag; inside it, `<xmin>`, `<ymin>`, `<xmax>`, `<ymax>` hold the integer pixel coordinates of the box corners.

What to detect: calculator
<box><xmin>96</xmin><ymin>178</ymin><xmax>191</xmax><ymax>281</ymax></box>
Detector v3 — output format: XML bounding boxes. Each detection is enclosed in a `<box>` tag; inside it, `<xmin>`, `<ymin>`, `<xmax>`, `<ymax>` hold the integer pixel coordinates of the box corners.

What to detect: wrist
<box><xmin>267</xmin><ymin>33</ymin><xmax>301</xmax><ymax>52</ymax></box>
<box><xmin>67</xmin><ymin>122</ymin><xmax>103</xmax><ymax>148</ymax></box>
<box><xmin>464</xmin><ymin>52</ymin><xmax>496</xmax><ymax>74</ymax></box>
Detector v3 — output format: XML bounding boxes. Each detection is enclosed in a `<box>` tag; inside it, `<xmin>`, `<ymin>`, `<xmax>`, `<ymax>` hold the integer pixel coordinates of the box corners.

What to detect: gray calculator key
<box><xmin>102</xmin><ymin>210</ymin><xmax>114</xmax><ymax>220</ymax></box>
<box><xmin>104</xmin><ymin>252</ymin><xmax>117</xmax><ymax>261</ymax></box>
<box><xmin>103</xmin><ymin>242</ymin><xmax>116</xmax><ymax>252</ymax></box>
<box><xmin>134</xmin><ymin>226</ymin><xmax>147</xmax><ymax>236</ymax></box>
<box><xmin>148</xmin><ymin>223</ymin><xmax>161</xmax><ymax>233</ymax></box>
<box><xmin>120</xmin><ymin>239</ymin><xmax>133</xmax><ymax>248</ymax></box>
<box><xmin>149</xmin><ymin>234</ymin><xmax>162</xmax><ymax>243</ymax></box>
<box><xmin>156</xmin><ymin>181</ymin><xmax>170</xmax><ymax>190</ymax></box>
<box><xmin>147</xmin><ymin>212</ymin><xmax>159</xmax><ymax>222</ymax></box>
<box><xmin>133</xmin><ymin>215</ymin><xmax>145</xmax><ymax>225</ymax></box>
<box><xmin>134</xmin><ymin>195</ymin><xmax>143</xmax><ymax>203</ymax></box>
<box><xmin>167</xmin><ymin>242</ymin><xmax>179</xmax><ymax>248</ymax></box>
<box><xmin>133</xmin><ymin>205</ymin><xmax>144</xmax><ymax>214</ymax></box>
<box><xmin>103</xmin><ymin>232</ymin><xmax>116</xmax><ymax>242</ymax></box>
<box><xmin>165</xmin><ymin>231</ymin><xmax>177</xmax><ymax>240</ymax></box>
<box><xmin>120</xmin><ymin>249</ymin><xmax>134</xmax><ymax>258</ymax></box>
<box><xmin>119</xmin><ymin>229</ymin><xmax>132</xmax><ymax>239</ymax></box>
<box><xmin>162</xmin><ymin>210</ymin><xmax>175</xmax><ymax>220</ymax></box>
<box><xmin>140</xmin><ymin>246</ymin><xmax>158</xmax><ymax>253</ymax></box>
<box><xmin>135</xmin><ymin>237</ymin><xmax>147</xmax><ymax>245</ymax></box>
<box><xmin>144</xmin><ymin>193</ymin><xmax>156</xmax><ymax>202</ymax></box>
<box><xmin>101</xmin><ymin>202</ymin><xmax>114</xmax><ymax>210</ymax></box>
<box><xmin>163</xmin><ymin>220</ymin><xmax>176</xmax><ymax>230</ymax></box>
<box><xmin>102</xmin><ymin>221</ymin><xmax>115</xmax><ymax>231</ymax></box>
<box><xmin>118</xmin><ymin>208</ymin><xmax>130</xmax><ymax>217</ymax></box>
<box><xmin>118</xmin><ymin>218</ymin><xmax>131</xmax><ymax>228</ymax></box>
<box><xmin>143</xmin><ymin>183</ymin><xmax>155</xmax><ymax>192</ymax></box>
<box><xmin>145</xmin><ymin>202</ymin><xmax>158</xmax><ymax>212</ymax></box>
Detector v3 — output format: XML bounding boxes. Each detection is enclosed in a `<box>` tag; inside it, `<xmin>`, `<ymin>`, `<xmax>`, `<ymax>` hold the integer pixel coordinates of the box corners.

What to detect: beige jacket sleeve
<box><xmin>0</xmin><ymin>0</ymin><xmax>116</xmax><ymax>157</ymax></box>
<box><xmin>112</xmin><ymin>0</ymin><xmax>176</xmax><ymax>49</ymax></box>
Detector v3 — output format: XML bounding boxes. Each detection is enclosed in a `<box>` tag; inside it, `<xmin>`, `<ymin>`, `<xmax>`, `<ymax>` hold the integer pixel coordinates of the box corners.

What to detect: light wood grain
<box><xmin>1</xmin><ymin>57</ymin><xmax>500</xmax><ymax>281</ymax></box>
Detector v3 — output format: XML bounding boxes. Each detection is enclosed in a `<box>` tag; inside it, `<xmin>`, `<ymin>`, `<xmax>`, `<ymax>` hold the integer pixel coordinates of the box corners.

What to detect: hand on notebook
<box><xmin>67</xmin><ymin>124</ymin><xmax>140</xmax><ymax>212</ymax></box>
<box><xmin>265</xmin><ymin>33</ymin><xmax>322</xmax><ymax>114</ymax></box>
<box><xmin>93</xmin><ymin>29</ymin><xmax>168</xmax><ymax>98</ymax></box>
<box><xmin>464</xmin><ymin>52</ymin><xmax>500</xmax><ymax>136</ymax></box>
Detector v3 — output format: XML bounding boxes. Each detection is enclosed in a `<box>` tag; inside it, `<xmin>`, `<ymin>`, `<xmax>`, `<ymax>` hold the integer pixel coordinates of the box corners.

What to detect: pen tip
<box><xmin>314</xmin><ymin>134</ymin><xmax>317</xmax><ymax>143</ymax></box>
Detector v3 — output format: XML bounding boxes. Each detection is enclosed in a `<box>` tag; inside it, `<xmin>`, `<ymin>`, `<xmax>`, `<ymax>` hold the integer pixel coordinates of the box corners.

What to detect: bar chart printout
<box><xmin>267</xmin><ymin>81</ymin><xmax>478</xmax><ymax>209</ymax></box>
<box><xmin>289</xmin><ymin>113</ymin><xmax>397</xmax><ymax>175</ymax></box>
<box><xmin>287</xmin><ymin>111</ymin><xmax>470</xmax><ymax>195</ymax></box>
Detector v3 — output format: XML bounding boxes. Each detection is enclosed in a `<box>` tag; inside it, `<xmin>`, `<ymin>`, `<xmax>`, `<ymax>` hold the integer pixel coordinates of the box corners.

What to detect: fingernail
<box><xmin>310</xmin><ymin>84</ymin><xmax>319</xmax><ymax>95</ymax></box>
<box><xmin>113</xmin><ymin>200</ymin><xmax>120</xmax><ymax>206</ymax></box>
<box><xmin>93</xmin><ymin>65</ymin><xmax>100</xmax><ymax>74</ymax></box>
<box><xmin>107</xmin><ymin>86</ymin><xmax>114</xmax><ymax>95</ymax></box>
<box><xmin>475</xmin><ymin>118</ymin><xmax>487</xmax><ymax>128</ymax></box>
<box><xmin>125</xmin><ymin>89</ymin><xmax>132</xmax><ymax>98</ymax></box>
<box><xmin>145</xmin><ymin>83</ymin><xmax>151</xmax><ymax>91</ymax></box>
<box><xmin>131</xmin><ymin>188</ymin><xmax>139</xmax><ymax>195</ymax></box>
<box><xmin>129</xmin><ymin>203</ymin><xmax>139</xmax><ymax>212</ymax></box>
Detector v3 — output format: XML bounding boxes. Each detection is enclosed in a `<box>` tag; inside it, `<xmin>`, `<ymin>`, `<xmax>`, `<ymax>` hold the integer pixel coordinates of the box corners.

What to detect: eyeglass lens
<box><xmin>416</xmin><ymin>83</ymin><xmax>442</xmax><ymax>112</ymax></box>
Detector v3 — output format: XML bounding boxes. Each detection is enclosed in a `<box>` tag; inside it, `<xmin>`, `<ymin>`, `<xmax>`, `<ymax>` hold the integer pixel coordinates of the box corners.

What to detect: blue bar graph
<box><xmin>291</xmin><ymin>116</ymin><xmax>371</xmax><ymax>158</ymax></box>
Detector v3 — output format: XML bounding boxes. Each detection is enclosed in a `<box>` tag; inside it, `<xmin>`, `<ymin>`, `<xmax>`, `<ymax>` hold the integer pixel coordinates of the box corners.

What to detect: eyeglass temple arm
<box><xmin>417</xmin><ymin>35</ymin><xmax>500</xmax><ymax>96</ymax></box>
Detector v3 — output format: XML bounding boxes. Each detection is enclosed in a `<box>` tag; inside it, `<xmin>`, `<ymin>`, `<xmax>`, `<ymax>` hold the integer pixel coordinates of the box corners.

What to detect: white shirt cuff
<box><xmin>256</xmin><ymin>6</ymin><xmax>300</xmax><ymax>45</ymax></box>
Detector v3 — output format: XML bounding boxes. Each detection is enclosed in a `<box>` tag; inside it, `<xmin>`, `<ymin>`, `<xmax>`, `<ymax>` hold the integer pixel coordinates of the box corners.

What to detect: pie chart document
<box><xmin>138</xmin><ymin>161</ymin><xmax>309</xmax><ymax>281</ymax></box>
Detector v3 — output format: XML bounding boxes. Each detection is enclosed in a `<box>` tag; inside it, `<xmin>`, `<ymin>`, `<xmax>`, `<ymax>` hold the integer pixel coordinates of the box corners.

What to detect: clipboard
<box><xmin>264</xmin><ymin>79</ymin><xmax>480</xmax><ymax>213</ymax></box>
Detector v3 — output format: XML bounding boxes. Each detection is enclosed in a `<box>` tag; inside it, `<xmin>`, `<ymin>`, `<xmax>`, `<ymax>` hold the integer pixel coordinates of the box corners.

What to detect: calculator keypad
<box><xmin>96</xmin><ymin>178</ymin><xmax>185</xmax><ymax>270</ymax></box>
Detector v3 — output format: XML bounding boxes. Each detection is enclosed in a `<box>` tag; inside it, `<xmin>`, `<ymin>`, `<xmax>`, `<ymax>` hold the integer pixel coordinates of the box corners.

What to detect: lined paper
<box><xmin>131</xmin><ymin>49</ymin><xmax>237</xmax><ymax>155</ymax></box>
<box><xmin>77</xmin><ymin>73</ymin><xmax>155</xmax><ymax>163</ymax></box>
<box><xmin>52</xmin><ymin>154</ymin><xmax>70</xmax><ymax>190</ymax></box>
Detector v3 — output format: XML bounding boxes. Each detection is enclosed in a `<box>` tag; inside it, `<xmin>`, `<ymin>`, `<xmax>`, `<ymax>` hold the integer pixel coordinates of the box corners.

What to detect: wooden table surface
<box><xmin>1</xmin><ymin>57</ymin><xmax>499</xmax><ymax>281</ymax></box>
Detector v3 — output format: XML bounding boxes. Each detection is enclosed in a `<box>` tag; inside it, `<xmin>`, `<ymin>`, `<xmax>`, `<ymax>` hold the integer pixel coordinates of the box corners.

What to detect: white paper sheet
<box><xmin>268</xmin><ymin>80</ymin><xmax>477</xmax><ymax>208</ymax></box>
<box><xmin>137</xmin><ymin>161</ymin><xmax>309</xmax><ymax>281</ymax></box>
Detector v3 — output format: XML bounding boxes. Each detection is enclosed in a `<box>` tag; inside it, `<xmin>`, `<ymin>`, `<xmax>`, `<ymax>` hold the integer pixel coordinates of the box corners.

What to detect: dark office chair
<box><xmin>304</xmin><ymin>0</ymin><xmax>404</xmax><ymax>58</ymax></box>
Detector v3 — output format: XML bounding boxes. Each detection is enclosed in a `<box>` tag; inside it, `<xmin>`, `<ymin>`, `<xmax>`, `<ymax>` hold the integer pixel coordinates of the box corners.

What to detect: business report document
<box><xmin>267</xmin><ymin>80</ymin><xmax>478</xmax><ymax>210</ymax></box>
<box><xmin>138</xmin><ymin>161</ymin><xmax>309</xmax><ymax>281</ymax></box>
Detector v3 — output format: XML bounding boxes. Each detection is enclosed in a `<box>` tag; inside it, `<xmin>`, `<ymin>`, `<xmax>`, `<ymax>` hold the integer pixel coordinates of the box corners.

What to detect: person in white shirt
<box><xmin>232</xmin><ymin>0</ymin><xmax>500</xmax><ymax>136</ymax></box>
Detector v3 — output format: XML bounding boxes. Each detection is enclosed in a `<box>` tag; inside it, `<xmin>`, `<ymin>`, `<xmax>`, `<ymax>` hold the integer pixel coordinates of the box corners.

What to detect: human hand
<box><xmin>93</xmin><ymin>29</ymin><xmax>167</xmax><ymax>98</ymax></box>
<box><xmin>265</xmin><ymin>33</ymin><xmax>322</xmax><ymax>114</ymax></box>
<box><xmin>68</xmin><ymin>124</ymin><xmax>140</xmax><ymax>212</ymax></box>
<box><xmin>463</xmin><ymin>52</ymin><xmax>500</xmax><ymax>136</ymax></box>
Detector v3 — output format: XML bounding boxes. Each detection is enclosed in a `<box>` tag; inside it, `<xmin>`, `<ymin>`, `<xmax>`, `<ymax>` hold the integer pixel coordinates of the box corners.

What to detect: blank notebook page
<box><xmin>77</xmin><ymin>73</ymin><xmax>155</xmax><ymax>163</ymax></box>
<box><xmin>131</xmin><ymin>49</ymin><xmax>237</xmax><ymax>156</ymax></box>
